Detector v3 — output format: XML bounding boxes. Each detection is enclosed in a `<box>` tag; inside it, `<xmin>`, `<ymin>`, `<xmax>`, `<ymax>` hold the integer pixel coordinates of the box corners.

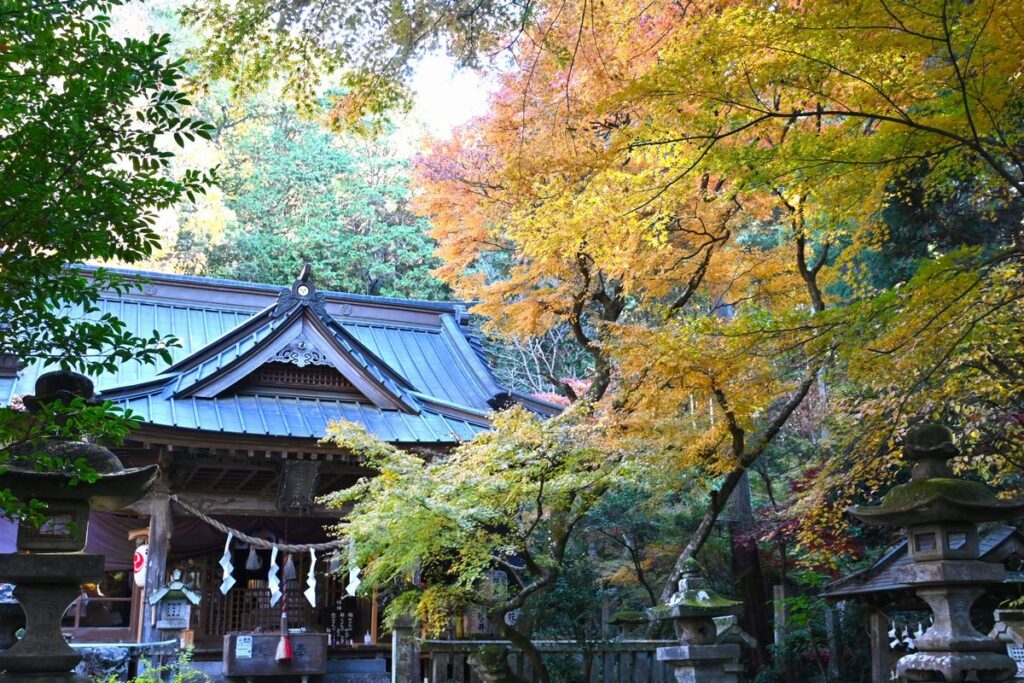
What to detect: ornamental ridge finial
<box><xmin>293</xmin><ymin>261</ymin><xmax>315</xmax><ymax>298</ymax></box>
<box><xmin>271</xmin><ymin>262</ymin><xmax>325</xmax><ymax>318</ymax></box>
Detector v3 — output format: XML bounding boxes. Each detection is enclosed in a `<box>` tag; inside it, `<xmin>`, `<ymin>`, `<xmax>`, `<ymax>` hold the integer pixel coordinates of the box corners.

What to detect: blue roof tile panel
<box><xmin>2</xmin><ymin>268</ymin><xmax>522</xmax><ymax>443</ymax></box>
<box><xmin>112</xmin><ymin>392</ymin><xmax>486</xmax><ymax>444</ymax></box>
<box><xmin>342</xmin><ymin>322</ymin><xmax>493</xmax><ymax>410</ymax></box>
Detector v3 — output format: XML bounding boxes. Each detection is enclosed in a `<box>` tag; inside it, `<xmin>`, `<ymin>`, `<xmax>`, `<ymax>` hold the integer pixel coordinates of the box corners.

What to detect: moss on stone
<box><xmin>880</xmin><ymin>478</ymin><xmax>996</xmax><ymax>512</ymax></box>
<box><xmin>669</xmin><ymin>591</ymin><xmax>743</xmax><ymax>609</ymax></box>
<box><xmin>609</xmin><ymin>609</ymin><xmax>645</xmax><ymax>624</ymax></box>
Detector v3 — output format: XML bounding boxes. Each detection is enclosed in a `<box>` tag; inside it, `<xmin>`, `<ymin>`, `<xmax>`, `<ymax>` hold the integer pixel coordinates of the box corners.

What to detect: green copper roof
<box><xmin>2</xmin><ymin>267</ymin><xmax>561</xmax><ymax>444</ymax></box>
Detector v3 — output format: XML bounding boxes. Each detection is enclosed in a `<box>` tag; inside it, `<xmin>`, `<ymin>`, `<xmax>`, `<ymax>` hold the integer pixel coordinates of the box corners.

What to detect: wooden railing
<box><xmin>421</xmin><ymin>639</ymin><xmax>675</xmax><ymax>683</ymax></box>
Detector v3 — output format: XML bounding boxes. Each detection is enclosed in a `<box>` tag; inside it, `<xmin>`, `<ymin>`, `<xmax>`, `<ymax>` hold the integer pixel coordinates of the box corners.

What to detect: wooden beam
<box><xmin>236</xmin><ymin>470</ymin><xmax>259</xmax><ymax>490</ymax></box>
<box><xmin>127</xmin><ymin>425</ymin><xmax>364</xmax><ymax>458</ymax></box>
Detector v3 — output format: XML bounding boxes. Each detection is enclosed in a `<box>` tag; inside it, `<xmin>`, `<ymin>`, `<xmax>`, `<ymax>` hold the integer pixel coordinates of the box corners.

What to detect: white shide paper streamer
<box><xmin>219</xmin><ymin>533</ymin><xmax>236</xmax><ymax>594</ymax></box>
<box><xmin>304</xmin><ymin>548</ymin><xmax>317</xmax><ymax>607</ymax></box>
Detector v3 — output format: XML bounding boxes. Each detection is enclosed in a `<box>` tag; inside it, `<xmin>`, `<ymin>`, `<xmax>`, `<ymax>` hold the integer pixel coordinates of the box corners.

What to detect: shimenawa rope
<box><xmin>170</xmin><ymin>495</ymin><xmax>345</xmax><ymax>552</ymax></box>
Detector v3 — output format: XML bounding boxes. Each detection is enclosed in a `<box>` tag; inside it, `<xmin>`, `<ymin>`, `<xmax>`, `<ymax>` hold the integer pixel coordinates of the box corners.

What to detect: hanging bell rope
<box><xmin>170</xmin><ymin>495</ymin><xmax>346</xmax><ymax>553</ymax></box>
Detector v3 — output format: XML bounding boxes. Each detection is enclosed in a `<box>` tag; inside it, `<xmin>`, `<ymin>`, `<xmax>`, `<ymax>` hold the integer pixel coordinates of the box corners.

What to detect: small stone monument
<box><xmin>849</xmin><ymin>424</ymin><xmax>1024</xmax><ymax>682</ymax></box>
<box><xmin>0</xmin><ymin>371</ymin><xmax>157</xmax><ymax>682</ymax></box>
<box><xmin>647</xmin><ymin>560</ymin><xmax>743</xmax><ymax>683</ymax></box>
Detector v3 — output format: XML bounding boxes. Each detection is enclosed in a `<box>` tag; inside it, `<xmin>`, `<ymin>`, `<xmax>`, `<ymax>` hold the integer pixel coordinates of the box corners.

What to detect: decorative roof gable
<box><xmin>111</xmin><ymin>266</ymin><xmax>421</xmax><ymax>414</ymax></box>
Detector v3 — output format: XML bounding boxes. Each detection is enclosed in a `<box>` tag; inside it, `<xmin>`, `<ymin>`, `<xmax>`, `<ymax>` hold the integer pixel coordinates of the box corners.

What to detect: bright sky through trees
<box><xmin>409</xmin><ymin>53</ymin><xmax>494</xmax><ymax>138</ymax></box>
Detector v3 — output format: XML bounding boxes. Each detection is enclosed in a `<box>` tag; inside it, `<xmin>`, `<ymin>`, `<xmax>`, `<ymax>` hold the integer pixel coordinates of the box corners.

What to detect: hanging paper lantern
<box><xmin>133</xmin><ymin>544</ymin><xmax>148</xmax><ymax>588</ymax></box>
<box><xmin>219</xmin><ymin>533</ymin><xmax>236</xmax><ymax>595</ymax></box>
<box><xmin>303</xmin><ymin>549</ymin><xmax>317</xmax><ymax>607</ymax></box>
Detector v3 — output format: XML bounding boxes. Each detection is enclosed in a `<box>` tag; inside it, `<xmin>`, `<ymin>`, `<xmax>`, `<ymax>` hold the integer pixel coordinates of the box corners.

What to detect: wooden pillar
<box><xmin>141</xmin><ymin>491</ymin><xmax>172</xmax><ymax>644</ymax></box>
<box><xmin>869</xmin><ymin>607</ymin><xmax>891</xmax><ymax>683</ymax></box>
<box><xmin>370</xmin><ymin>590</ymin><xmax>380</xmax><ymax>644</ymax></box>
<box><xmin>824</xmin><ymin>603</ymin><xmax>841</xmax><ymax>681</ymax></box>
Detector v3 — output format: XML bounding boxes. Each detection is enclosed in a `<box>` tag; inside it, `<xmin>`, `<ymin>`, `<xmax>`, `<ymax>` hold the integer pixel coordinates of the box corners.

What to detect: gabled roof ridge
<box><xmin>409</xmin><ymin>391</ymin><xmax>493</xmax><ymax>422</ymax></box>
<box><xmin>77</xmin><ymin>264</ymin><xmax>468</xmax><ymax>315</ymax></box>
<box><xmin>140</xmin><ymin>270</ymin><xmax>423</xmax><ymax>415</ymax></box>
<box><xmin>438</xmin><ymin>313</ymin><xmax>506</xmax><ymax>402</ymax></box>
<box><xmin>302</xmin><ymin>311</ymin><xmax>421</xmax><ymax>413</ymax></box>
<box><xmin>98</xmin><ymin>299</ymin><xmax>424</xmax><ymax>417</ymax></box>
<box><xmin>160</xmin><ymin>303</ymin><xmax>280</xmax><ymax>376</ymax></box>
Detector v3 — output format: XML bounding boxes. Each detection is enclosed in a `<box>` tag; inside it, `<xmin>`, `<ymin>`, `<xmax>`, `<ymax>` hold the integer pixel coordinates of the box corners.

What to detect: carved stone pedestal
<box><xmin>0</xmin><ymin>553</ymin><xmax>104</xmax><ymax>682</ymax></box>
<box><xmin>894</xmin><ymin>570</ymin><xmax>1016</xmax><ymax>682</ymax></box>
<box><xmin>656</xmin><ymin>643</ymin><xmax>741</xmax><ymax>683</ymax></box>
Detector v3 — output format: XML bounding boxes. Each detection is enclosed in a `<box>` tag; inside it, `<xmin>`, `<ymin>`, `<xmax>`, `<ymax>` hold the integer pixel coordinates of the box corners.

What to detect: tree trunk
<box><xmin>727</xmin><ymin>471</ymin><xmax>771</xmax><ymax>669</ymax></box>
<box><xmin>657</xmin><ymin>465</ymin><xmax>748</xmax><ymax>607</ymax></box>
<box><xmin>493</xmin><ymin>616</ymin><xmax>548</xmax><ymax>683</ymax></box>
<box><xmin>649</xmin><ymin>368</ymin><xmax>820</xmax><ymax>641</ymax></box>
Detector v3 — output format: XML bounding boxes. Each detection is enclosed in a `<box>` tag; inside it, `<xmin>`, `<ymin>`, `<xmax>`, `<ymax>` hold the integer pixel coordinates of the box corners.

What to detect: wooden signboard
<box><xmin>223</xmin><ymin>633</ymin><xmax>328</xmax><ymax>677</ymax></box>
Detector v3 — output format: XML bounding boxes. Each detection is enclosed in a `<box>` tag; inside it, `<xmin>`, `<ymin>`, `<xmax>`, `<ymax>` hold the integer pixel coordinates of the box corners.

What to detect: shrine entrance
<box><xmin>111</xmin><ymin>439</ymin><xmax>390</xmax><ymax>663</ymax></box>
<box><xmin>160</xmin><ymin>513</ymin><xmax>378</xmax><ymax>650</ymax></box>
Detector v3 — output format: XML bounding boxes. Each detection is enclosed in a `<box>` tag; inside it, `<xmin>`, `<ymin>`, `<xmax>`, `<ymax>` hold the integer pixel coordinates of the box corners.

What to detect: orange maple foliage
<box><xmin>414</xmin><ymin>0</ymin><xmax>1024</xmax><ymax>580</ymax></box>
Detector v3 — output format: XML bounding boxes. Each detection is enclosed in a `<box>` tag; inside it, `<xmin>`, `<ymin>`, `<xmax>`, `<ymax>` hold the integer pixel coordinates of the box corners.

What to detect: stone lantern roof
<box><xmin>647</xmin><ymin>560</ymin><xmax>743</xmax><ymax>622</ymax></box>
<box><xmin>4</xmin><ymin>371</ymin><xmax>158</xmax><ymax>513</ymax></box>
<box><xmin>848</xmin><ymin>424</ymin><xmax>1024</xmax><ymax>527</ymax></box>
<box><xmin>646</xmin><ymin>560</ymin><xmax>744</xmax><ymax>683</ymax></box>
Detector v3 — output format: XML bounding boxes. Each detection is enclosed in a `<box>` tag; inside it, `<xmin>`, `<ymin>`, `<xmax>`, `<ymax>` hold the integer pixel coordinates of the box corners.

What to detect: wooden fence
<box><xmin>421</xmin><ymin>639</ymin><xmax>675</xmax><ymax>683</ymax></box>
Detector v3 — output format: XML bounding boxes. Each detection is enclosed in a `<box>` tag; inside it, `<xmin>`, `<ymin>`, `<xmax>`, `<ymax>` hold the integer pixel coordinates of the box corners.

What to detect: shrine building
<box><xmin>0</xmin><ymin>265</ymin><xmax>559</xmax><ymax>670</ymax></box>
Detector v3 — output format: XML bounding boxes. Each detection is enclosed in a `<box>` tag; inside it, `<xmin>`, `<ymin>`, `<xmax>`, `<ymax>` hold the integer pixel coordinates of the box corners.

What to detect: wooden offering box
<box><xmin>223</xmin><ymin>633</ymin><xmax>328</xmax><ymax>678</ymax></box>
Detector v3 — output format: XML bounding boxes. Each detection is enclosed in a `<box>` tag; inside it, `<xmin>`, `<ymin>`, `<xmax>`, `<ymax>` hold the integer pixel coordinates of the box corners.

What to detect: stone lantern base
<box><xmin>0</xmin><ymin>553</ymin><xmax>104</xmax><ymax>682</ymax></box>
<box><xmin>656</xmin><ymin>643</ymin><xmax>741</xmax><ymax>683</ymax></box>
<box><xmin>897</xmin><ymin>651</ymin><xmax>1016</xmax><ymax>682</ymax></box>
<box><xmin>891</xmin><ymin>562</ymin><xmax>1016</xmax><ymax>682</ymax></box>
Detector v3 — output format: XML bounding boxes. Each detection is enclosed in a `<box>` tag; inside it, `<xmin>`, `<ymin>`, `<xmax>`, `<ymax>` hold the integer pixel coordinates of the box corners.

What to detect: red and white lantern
<box><xmin>133</xmin><ymin>544</ymin><xmax>148</xmax><ymax>588</ymax></box>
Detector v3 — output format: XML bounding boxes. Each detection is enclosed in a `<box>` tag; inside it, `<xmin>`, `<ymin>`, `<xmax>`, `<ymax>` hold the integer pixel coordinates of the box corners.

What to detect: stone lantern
<box><xmin>647</xmin><ymin>559</ymin><xmax>743</xmax><ymax>683</ymax></box>
<box><xmin>849</xmin><ymin>424</ymin><xmax>1024</xmax><ymax>682</ymax></box>
<box><xmin>0</xmin><ymin>371</ymin><xmax>157</xmax><ymax>682</ymax></box>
